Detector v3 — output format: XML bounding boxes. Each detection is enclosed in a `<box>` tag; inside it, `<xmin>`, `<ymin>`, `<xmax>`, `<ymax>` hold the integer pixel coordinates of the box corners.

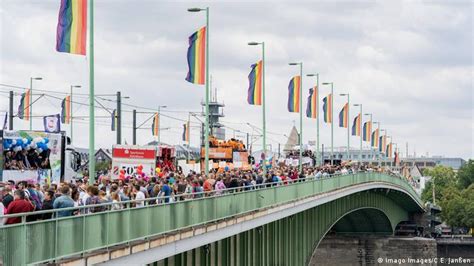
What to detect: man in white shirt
<box><xmin>133</xmin><ymin>185</ymin><xmax>145</xmax><ymax>207</ymax></box>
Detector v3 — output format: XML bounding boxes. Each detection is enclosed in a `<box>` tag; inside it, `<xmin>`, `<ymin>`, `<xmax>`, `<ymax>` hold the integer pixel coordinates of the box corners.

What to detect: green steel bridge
<box><xmin>0</xmin><ymin>172</ymin><xmax>424</xmax><ymax>265</ymax></box>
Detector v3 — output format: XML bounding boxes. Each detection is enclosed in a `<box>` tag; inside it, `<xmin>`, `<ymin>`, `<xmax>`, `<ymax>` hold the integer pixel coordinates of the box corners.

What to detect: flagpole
<box><xmin>205</xmin><ymin>7</ymin><xmax>210</xmax><ymax>175</ymax></box>
<box><xmin>330</xmin><ymin>83</ymin><xmax>334</xmax><ymax>165</ymax></box>
<box><xmin>347</xmin><ymin>94</ymin><xmax>350</xmax><ymax>160</ymax></box>
<box><xmin>316</xmin><ymin>74</ymin><xmax>320</xmax><ymax>166</ymax></box>
<box><xmin>88</xmin><ymin>0</ymin><xmax>95</xmax><ymax>185</ymax></box>
<box><xmin>299</xmin><ymin>63</ymin><xmax>303</xmax><ymax>174</ymax></box>
<box><xmin>261</xmin><ymin>42</ymin><xmax>267</xmax><ymax>177</ymax></box>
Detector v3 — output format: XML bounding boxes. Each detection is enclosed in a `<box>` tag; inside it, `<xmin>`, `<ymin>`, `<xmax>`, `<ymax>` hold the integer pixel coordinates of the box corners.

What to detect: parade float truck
<box><xmin>111</xmin><ymin>144</ymin><xmax>176</xmax><ymax>179</ymax></box>
<box><xmin>0</xmin><ymin>130</ymin><xmax>82</xmax><ymax>184</ymax></box>
<box><xmin>200</xmin><ymin>136</ymin><xmax>250</xmax><ymax>171</ymax></box>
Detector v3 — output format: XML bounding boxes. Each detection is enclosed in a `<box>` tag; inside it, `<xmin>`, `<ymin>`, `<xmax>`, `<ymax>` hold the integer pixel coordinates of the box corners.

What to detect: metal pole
<box><xmin>204</xmin><ymin>7</ymin><xmax>210</xmax><ymax>175</ymax></box>
<box><xmin>262</xmin><ymin>42</ymin><xmax>267</xmax><ymax>177</ymax></box>
<box><xmin>88</xmin><ymin>0</ymin><xmax>95</xmax><ymax>184</ymax></box>
<box><xmin>158</xmin><ymin>105</ymin><xmax>161</xmax><ymax>144</ymax></box>
<box><xmin>299</xmin><ymin>63</ymin><xmax>303</xmax><ymax>174</ymax></box>
<box><xmin>246</xmin><ymin>132</ymin><xmax>249</xmax><ymax>151</ymax></box>
<box><xmin>9</xmin><ymin>91</ymin><xmax>13</xmax><ymax>130</ymax></box>
<box><xmin>29</xmin><ymin>78</ymin><xmax>33</xmax><ymax>130</ymax></box>
<box><xmin>347</xmin><ymin>94</ymin><xmax>350</xmax><ymax>161</ymax></box>
<box><xmin>368</xmin><ymin>114</ymin><xmax>373</xmax><ymax>161</ymax></box>
<box><xmin>70</xmin><ymin>86</ymin><xmax>74</xmax><ymax>143</ymax></box>
<box><xmin>316</xmin><ymin>74</ymin><xmax>320</xmax><ymax>166</ymax></box>
<box><xmin>330</xmin><ymin>83</ymin><xmax>334</xmax><ymax>165</ymax></box>
<box><xmin>117</xmin><ymin>91</ymin><xmax>122</xmax><ymax>144</ymax></box>
<box><xmin>132</xmin><ymin>109</ymin><xmax>137</xmax><ymax>145</ymax></box>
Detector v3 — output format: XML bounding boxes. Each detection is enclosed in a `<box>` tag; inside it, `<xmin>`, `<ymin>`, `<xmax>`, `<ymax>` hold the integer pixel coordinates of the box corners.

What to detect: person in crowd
<box><xmin>133</xmin><ymin>185</ymin><xmax>146</xmax><ymax>207</ymax></box>
<box><xmin>2</xmin><ymin>186</ymin><xmax>14</xmax><ymax>208</ymax></box>
<box><xmin>5</xmin><ymin>190</ymin><xmax>35</xmax><ymax>224</ymax></box>
<box><xmin>41</xmin><ymin>190</ymin><xmax>55</xmax><ymax>220</ymax></box>
<box><xmin>53</xmin><ymin>185</ymin><xmax>75</xmax><ymax>217</ymax></box>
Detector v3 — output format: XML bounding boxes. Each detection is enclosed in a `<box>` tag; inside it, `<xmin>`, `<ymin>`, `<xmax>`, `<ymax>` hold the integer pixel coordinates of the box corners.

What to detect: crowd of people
<box><xmin>0</xmin><ymin>164</ymin><xmax>400</xmax><ymax>225</ymax></box>
<box><xmin>3</xmin><ymin>149</ymin><xmax>51</xmax><ymax>170</ymax></box>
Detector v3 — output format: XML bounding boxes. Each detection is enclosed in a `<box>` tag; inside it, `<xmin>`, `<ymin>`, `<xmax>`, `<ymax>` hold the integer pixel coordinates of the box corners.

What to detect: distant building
<box><xmin>401</xmin><ymin>157</ymin><xmax>466</xmax><ymax>171</ymax></box>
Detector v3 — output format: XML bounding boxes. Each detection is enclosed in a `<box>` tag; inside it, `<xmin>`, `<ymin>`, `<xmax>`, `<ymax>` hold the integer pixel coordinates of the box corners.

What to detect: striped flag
<box><xmin>379</xmin><ymin>135</ymin><xmax>387</xmax><ymax>154</ymax></box>
<box><xmin>371</xmin><ymin>128</ymin><xmax>379</xmax><ymax>148</ymax></box>
<box><xmin>182</xmin><ymin>121</ymin><xmax>190</xmax><ymax>143</ymax></box>
<box><xmin>287</xmin><ymin>76</ymin><xmax>301</xmax><ymax>113</ymax></box>
<box><xmin>247</xmin><ymin>60</ymin><xmax>262</xmax><ymax>105</ymax></box>
<box><xmin>322</xmin><ymin>94</ymin><xmax>332</xmax><ymax>123</ymax></box>
<box><xmin>61</xmin><ymin>96</ymin><xmax>71</xmax><ymax>124</ymax></box>
<box><xmin>56</xmin><ymin>0</ymin><xmax>88</xmax><ymax>55</ymax></box>
<box><xmin>111</xmin><ymin>109</ymin><xmax>117</xmax><ymax>131</ymax></box>
<box><xmin>351</xmin><ymin>114</ymin><xmax>361</xmax><ymax>136</ymax></box>
<box><xmin>387</xmin><ymin>143</ymin><xmax>393</xmax><ymax>158</ymax></box>
<box><xmin>363</xmin><ymin>121</ymin><xmax>372</xmax><ymax>142</ymax></box>
<box><xmin>18</xmin><ymin>90</ymin><xmax>31</xmax><ymax>120</ymax></box>
<box><xmin>185</xmin><ymin>27</ymin><xmax>206</xmax><ymax>85</ymax></box>
<box><xmin>306</xmin><ymin>87</ymin><xmax>317</xmax><ymax>119</ymax></box>
<box><xmin>338</xmin><ymin>103</ymin><xmax>348</xmax><ymax>128</ymax></box>
<box><xmin>151</xmin><ymin>113</ymin><xmax>159</xmax><ymax>136</ymax></box>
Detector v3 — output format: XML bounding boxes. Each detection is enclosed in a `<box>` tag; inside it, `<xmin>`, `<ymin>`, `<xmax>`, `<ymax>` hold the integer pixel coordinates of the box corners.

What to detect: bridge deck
<box><xmin>0</xmin><ymin>172</ymin><xmax>422</xmax><ymax>265</ymax></box>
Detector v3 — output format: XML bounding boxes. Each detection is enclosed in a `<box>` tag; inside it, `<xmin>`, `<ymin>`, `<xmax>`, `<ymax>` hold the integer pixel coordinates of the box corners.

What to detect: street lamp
<box><xmin>70</xmin><ymin>85</ymin><xmax>81</xmax><ymax>144</ymax></box>
<box><xmin>353</xmin><ymin>103</ymin><xmax>362</xmax><ymax>162</ymax></box>
<box><xmin>307</xmin><ymin>73</ymin><xmax>320</xmax><ymax>166</ymax></box>
<box><xmin>340</xmin><ymin>93</ymin><xmax>350</xmax><ymax>161</ymax></box>
<box><xmin>322</xmin><ymin>82</ymin><xmax>334</xmax><ymax>165</ymax></box>
<box><xmin>29</xmin><ymin>77</ymin><xmax>42</xmax><ymax>130</ymax></box>
<box><xmin>289</xmin><ymin>62</ymin><xmax>303</xmax><ymax>173</ymax></box>
<box><xmin>188</xmin><ymin>6</ymin><xmax>210</xmax><ymax>175</ymax></box>
<box><xmin>248</xmin><ymin>41</ymin><xmax>267</xmax><ymax>176</ymax></box>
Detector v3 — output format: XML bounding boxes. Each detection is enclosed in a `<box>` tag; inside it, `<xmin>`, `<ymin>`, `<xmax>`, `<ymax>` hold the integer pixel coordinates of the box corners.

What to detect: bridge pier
<box><xmin>309</xmin><ymin>235</ymin><xmax>437</xmax><ymax>266</ymax></box>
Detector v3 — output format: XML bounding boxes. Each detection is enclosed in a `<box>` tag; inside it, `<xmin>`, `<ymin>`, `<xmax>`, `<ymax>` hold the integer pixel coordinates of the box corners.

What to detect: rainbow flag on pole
<box><xmin>306</xmin><ymin>87</ymin><xmax>317</xmax><ymax>119</ymax></box>
<box><xmin>56</xmin><ymin>0</ymin><xmax>88</xmax><ymax>55</ymax></box>
<box><xmin>151</xmin><ymin>113</ymin><xmax>159</xmax><ymax>136</ymax></box>
<box><xmin>185</xmin><ymin>27</ymin><xmax>206</xmax><ymax>85</ymax></box>
<box><xmin>17</xmin><ymin>90</ymin><xmax>31</xmax><ymax>121</ymax></box>
<box><xmin>386</xmin><ymin>143</ymin><xmax>393</xmax><ymax>158</ymax></box>
<box><xmin>287</xmin><ymin>76</ymin><xmax>301</xmax><ymax>113</ymax></box>
<box><xmin>247</xmin><ymin>60</ymin><xmax>262</xmax><ymax>105</ymax></box>
<box><xmin>61</xmin><ymin>96</ymin><xmax>71</xmax><ymax>124</ymax></box>
<box><xmin>322</xmin><ymin>94</ymin><xmax>332</xmax><ymax>123</ymax></box>
<box><xmin>371</xmin><ymin>128</ymin><xmax>379</xmax><ymax>148</ymax></box>
<box><xmin>363</xmin><ymin>121</ymin><xmax>372</xmax><ymax>142</ymax></box>
<box><xmin>379</xmin><ymin>135</ymin><xmax>386</xmax><ymax>154</ymax></box>
<box><xmin>351</xmin><ymin>114</ymin><xmax>361</xmax><ymax>136</ymax></box>
<box><xmin>338</xmin><ymin>103</ymin><xmax>348</xmax><ymax>128</ymax></box>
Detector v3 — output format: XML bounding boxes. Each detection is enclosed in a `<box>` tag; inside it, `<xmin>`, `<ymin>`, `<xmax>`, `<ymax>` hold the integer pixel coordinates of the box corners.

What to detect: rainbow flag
<box><xmin>338</xmin><ymin>103</ymin><xmax>348</xmax><ymax>128</ymax></box>
<box><xmin>287</xmin><ymin>76</ymin><xmax>301</xmax><ymax>113</ymax></box>
<box><xmin>111</xmin><ymin>109</ymin><xmax>117</xmax><ymax>131</ymax></box>
<box><xmin>387</xmin><ymin>143</ymin><xmax>393</xmax><ymax>158</ymax></box>
<box><xmin>247</xmin><ymin>60</ymin><xmax>262</xmax><ymax>105</ymax></box>
<box><xmin>371</xmin><ymin>128</ymin><xmax>379</xmax><ymax>148</ymax></box>
<box><xmin>351</xmin><ymin>114</ymin><xmax>361</xmax><ymax>136</ymax></box>
<box><xmin>322</xmin><ymin>94</ymin><xmax>332</xmax><ymax>123</ymax></box>
<box><xmin>379</xmin><ymin>135</ymin><xmax>386</xmax><ymax>154</ymax></box>
<box><xmin>56</xmin><ymin>0</ymin><xmax>88</xmax><ymax>55</ymax></box>
<box><xmin>61</xmin><ymin>96</ymin><xmax>71</xmax><ymax>124</ymax></box>
<box><xmin>151</xmin><ymin>113</ymin><xmax>159</xmax><ymax>136</ymax></box>
<box><xmin>182</xmin><ymin>121</ymin><xmax>190</xmax><ymax>143</ymax></box>
<box><xmin>306</xmin><ymin>87</ymin><xmax>317</xmax><ymax>119</ymax></box>
<box><xmin>17</xmin><ymin>90</ymin><xmax>31</xmax><ymax>121</ymax></box>
<box><xmin>186</xmin><ymin>27</ymin><xmax>206</xmax><ymax>85</ymax></box>
<box><xmin>363</xmin><ymin>121</ymin><xmax>372</xmax><ymax>142</ymax></box>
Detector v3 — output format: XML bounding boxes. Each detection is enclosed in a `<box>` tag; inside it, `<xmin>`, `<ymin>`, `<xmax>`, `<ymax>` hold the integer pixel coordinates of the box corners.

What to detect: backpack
<box><xmin>28</xmin><ymin>188</ymin><xmax>42</xmax><ymax>211</ymax></box>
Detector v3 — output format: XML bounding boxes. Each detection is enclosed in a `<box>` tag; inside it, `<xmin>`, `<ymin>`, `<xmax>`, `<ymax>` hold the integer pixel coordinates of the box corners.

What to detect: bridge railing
<box><xmin>0</xmin><ymin>172</ymin><xmax>421</xmax><ymax>265</ymax></box>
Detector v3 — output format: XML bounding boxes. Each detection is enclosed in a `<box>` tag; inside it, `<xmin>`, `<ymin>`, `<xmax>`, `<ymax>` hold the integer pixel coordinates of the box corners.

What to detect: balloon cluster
<box><xmin>3</xmin><ymin>137</ymin><xmax>50</xmax><ymax>153</ymax></box>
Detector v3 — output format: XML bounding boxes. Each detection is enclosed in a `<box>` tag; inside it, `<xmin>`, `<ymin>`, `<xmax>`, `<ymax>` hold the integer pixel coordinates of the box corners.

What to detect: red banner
<box><xmin>112</xmin><ymin>148</ymin><xmax>155</xmax><ymax>159</ymax></box>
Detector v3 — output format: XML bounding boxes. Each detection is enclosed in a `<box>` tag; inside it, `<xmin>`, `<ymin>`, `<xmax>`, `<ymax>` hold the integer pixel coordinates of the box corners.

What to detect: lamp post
<box><xmin>289</xmin><ymin>62</ymin><xmax>303</xmax><ymax>174</ymax></box>
<box><xmin>188</xmin><ymin>7</ymin><xmax>210</xmax><ymax>175</ymax></box>
<box><xmin>340</xmin><ymin>93</ymin><xmax>350</xmax><ymax>161</ymax></box>
<box><xmin>307</xmin><ymin>73</ymin><xmax>320</xmax><ymax>166</ymax></box>
<box><xmin>70</xmin><ymin>85</ymin><xmax>81</xmax><ymax>144</ymax></box>
<box><xmin>322</xmin><ymin>82</ymin><xmax>334</xmax><ymax>165</ymax></box>
<box><xmin>248</xmin><ymin>41</ymin><xmax>267</xmax><ymax>176</ymax></box>
<box><xmin>29</xmin><ymin>77</ymin><xmax>42</xmax><ymax>130</ymax></box>
<box><xmin>353</xmin><ymin>104</ymin><xmax>362</xmax><ymax>162</ymax></box>
<box><xmin>157</xmin><ymin>105</ymin><xmax>167</xmax><ymax>144</ymax></box>
<box><xmin>364</xmin><ymin>113</ymin><xmax>373</xmax><ymax>161</ymax></box>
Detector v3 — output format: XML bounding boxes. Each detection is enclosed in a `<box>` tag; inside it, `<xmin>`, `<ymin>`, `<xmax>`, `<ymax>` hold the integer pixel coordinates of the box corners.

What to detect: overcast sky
<box><xmin>0</xmin><ymin>0</ymin><xmax>472</xmax><ymax>159</ymax></box>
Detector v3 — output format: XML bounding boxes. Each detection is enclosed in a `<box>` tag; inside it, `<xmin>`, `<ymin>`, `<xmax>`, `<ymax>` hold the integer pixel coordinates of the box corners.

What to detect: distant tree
<box><xmin>440</xmin><ymin>184</ymin><xmax>474</xmax><ymax>231</ymax></box>
<box><xmin>457</xmin><ymin>159</ymin><xmax>474</xmax><ymax>189</ymax></box>
<box><xmin>421</xmin><ymin>165</ymin><xmax>456</xmax><ymax>203</ymax></box>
